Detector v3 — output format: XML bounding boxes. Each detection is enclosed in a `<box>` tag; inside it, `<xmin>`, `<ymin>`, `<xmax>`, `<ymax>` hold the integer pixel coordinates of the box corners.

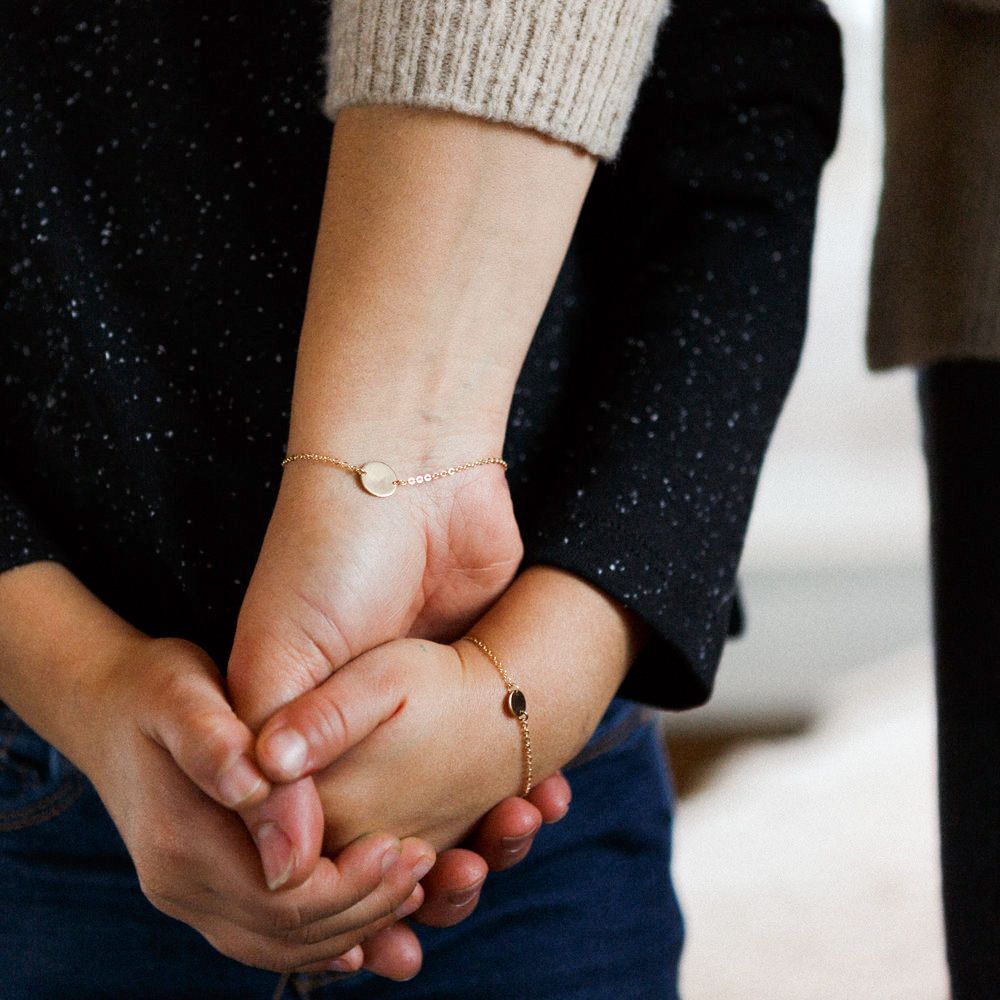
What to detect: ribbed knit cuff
<box><xmin>324</xmin><ymin>0</ymin><xmax>671</xmax><ymax>160</ymax></box>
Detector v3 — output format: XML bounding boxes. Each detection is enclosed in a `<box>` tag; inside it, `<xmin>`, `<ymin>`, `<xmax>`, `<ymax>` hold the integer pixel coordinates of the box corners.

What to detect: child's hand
<box><xmin>251</xmin><ymin>566</ymin><xmax>646</xmax><ymax>863</ymax></box>
<box><xmin>255</xmin><ymin>637</ymin><xmax>531</xmax><ymax>854</ymax></box>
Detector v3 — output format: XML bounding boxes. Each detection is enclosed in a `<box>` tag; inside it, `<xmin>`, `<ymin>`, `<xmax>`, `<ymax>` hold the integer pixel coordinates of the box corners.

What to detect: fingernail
<box><xmin>326</xmin><ymin>945</ymin><xmax>363</xmax><ymax>973</ymax></box>
<box><xmin>411</xmin><ymin>854</ymin><xmax>434</xmax><ymax>881</ymax></box>
<box><xmin>381</xmin><ymin>843</ymin><xmax>401</xmax><ymax>875</ymax></box>
<box><xmin>448</xmin><ymin>879</ymin><xmax>485</xmax><ymax>907</ymax></box>
<box><xmin>254</xmin><ymin>821</ymin><xmax>295</xmax><ymax>891</ymax></box>
<box><xmin>501</xmin><ymin>832</ymin><xmax>533</xmax><ymax>854</ymax></box>
<box><xmin>217</xmin><ymin>756</ymin><xmax>263</xmax><ymax>808</ymax></box>
<box><xmin>395</xmin><ymin>891</ymin><xmax>423</xmax><ymax>919</ymax></box>
<box><xmin>263</xmin><ymin>727</ymin><xmax>308</xmax><ymax>780</ymax></box>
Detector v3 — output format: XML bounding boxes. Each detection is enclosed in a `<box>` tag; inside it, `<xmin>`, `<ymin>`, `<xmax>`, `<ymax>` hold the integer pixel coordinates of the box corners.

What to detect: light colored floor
<box><xmin>669</xmin><ymin>640</ymin><xmax>947</xmax><ymax>999</ymax></box>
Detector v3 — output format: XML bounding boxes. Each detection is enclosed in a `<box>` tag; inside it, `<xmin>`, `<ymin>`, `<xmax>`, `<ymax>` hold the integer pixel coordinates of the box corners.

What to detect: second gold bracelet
<box><xmin>462</xmin><ymin>634</ymin><xmax>533</xmax><ymax>797</ymax></box>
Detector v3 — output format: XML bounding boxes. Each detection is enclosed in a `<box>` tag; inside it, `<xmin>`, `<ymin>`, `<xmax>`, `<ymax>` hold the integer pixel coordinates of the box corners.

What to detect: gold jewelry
<box><xmin>281</xmin><ymin>452</ymin><xmax>508</xmax><ymax>498</ymax></box>
<box><xmin>462</xmin><ymin>634</ymin><xmax>533</xmax><ymax>797</ymax></box>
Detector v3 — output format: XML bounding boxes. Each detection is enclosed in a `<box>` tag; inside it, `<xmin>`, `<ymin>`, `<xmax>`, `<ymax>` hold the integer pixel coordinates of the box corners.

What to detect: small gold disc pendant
<box><xmin>359</xmin><ymin>462</ymin><xmax>397</xmax><ymax>497</ymax></box>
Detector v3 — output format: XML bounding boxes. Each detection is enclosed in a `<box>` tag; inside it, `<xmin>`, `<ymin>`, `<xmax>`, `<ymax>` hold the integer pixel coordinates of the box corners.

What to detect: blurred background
<box><xmin>661</xmin><ymin>2</ymin><xmax>949</xmax><ymax>996</ymax></box>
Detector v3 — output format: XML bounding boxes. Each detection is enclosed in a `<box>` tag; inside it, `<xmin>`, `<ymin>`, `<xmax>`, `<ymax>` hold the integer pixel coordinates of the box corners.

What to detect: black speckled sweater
<box><xmin>0</xmin><ymin>1</ymin><xmax>842</xmax><ymax>710</ymax></box>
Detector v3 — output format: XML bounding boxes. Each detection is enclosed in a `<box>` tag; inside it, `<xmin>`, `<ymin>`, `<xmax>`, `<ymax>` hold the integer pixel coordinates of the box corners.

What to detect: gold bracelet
<box><xmin>462</xmin><ymin>634</ymin><xmax>533</xmax><ymax>797</ymax></box>
<box><xmin>281</xmin><ymin>452</ymin><xmax>507</xmax><ymax>498</ymax></box>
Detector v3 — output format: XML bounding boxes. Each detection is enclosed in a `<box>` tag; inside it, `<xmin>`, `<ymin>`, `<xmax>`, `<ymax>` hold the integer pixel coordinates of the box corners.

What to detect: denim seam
<box><xmin>0</xmin><ymin>766</ymin><xmax>85</xmax><ymax>831</ymax></box>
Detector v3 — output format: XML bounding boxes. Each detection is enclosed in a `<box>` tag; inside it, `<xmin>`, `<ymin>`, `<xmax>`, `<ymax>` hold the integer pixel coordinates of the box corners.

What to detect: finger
<box><xmin>298</xmin><ymin>838</ymin><xmax>432</xmax><ymax>937</ymax></box>
<box><xmin>215</xmin><ymin>832</ymin><xmax>405</xmax><ymax>939</ymax></box>
<box><xmin>239</xmin><ymin>778</ymin><xmax>325</xmax><ymax>891</ymax></box>
<box><xmin>140</xmin><ymin>646</ymin><xmax>270</xmax><ymax>810</ymax></box>
<box><xmin>254</xmin><ymin>658</ymin><xmax>404</xmax><ymax>782</ymax></box>
<box><xmin>412</xmin><ymin>848</ymin><xmax>487</xmax><ymax>928</ymax></box>
<box><xmin>358</xmin><ymin>922</ymin><xmax>424</xmax><ymax>982</ymax></box>
<box><xmin>469</xmin><ymin>797</ymin><xmax>542</xmax><ymax>872</ymax></box>
<box><xmin>528</xmin><ymin>770</ymin><xmax>572</xmax><ymax>823</ymax></box>
<box><xmin>290</xmin><ymin>908</ymin><xmax>425</xmax><ymax>978</ymax></box>
<box><xmin>295</xmin><ymin>943</ymin><xmax>365</xmax><ymax>977</ymax></box>
<box><xmin>202</xmin><ymin>915</ymin><xmax>373</xmax><ymax>975</ymax></box>
<box><xmin>254</xmin><ymin>834</ymin><xmax>430</xmax><ymax>931</ymax></box>
<box><xmin>225</xmin><ymin>532</ymin><xmax>360</xmax><ymax>734</ymax></box>
<box><xmin>227</xmin><ymin>842</ymin><xmax>432</xmax><ymax>972</ymax></box>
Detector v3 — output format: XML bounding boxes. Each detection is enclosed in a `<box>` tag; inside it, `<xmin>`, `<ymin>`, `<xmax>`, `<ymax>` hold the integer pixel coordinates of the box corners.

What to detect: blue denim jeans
<box><xmin>0</xmin><ymin>700</ymin><xmax>682</xmax><ymax>1000</ymax></box>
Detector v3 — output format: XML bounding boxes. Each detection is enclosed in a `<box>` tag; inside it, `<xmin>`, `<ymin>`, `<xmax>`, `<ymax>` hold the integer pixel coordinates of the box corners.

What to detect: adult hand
<box><xmin>84</xmin><ymin>636</ymin><xmax>439</xmax><ymax>974</ymax></box>
<box><xmin>0</xmin><ymin>562</ymin><xmax>437</xmax><ymax>977</ymax></box>
<box><xmin>227</xmin><ymin>455</ymin><xmax>568</xmax><ymax>954</ymax></box>
<box><xmin>227</xmin><ymin>101</ymin><xmax>597</xmax><ymax>970</ymax></box>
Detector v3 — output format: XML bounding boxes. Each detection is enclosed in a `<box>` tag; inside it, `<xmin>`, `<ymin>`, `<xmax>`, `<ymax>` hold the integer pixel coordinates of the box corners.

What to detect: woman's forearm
<box><xmin>287</xmin><ymin>106</ymin><xmax>597</xmax><ymax>464</ymax></box>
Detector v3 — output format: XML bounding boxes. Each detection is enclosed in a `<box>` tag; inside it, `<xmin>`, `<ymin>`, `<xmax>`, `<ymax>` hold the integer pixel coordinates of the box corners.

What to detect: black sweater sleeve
<box><xmin>0</xmin><ymin>0</ymin><xmax>841</xmax><ymax>710</ymax></box>
<box><xmin>508</xmin><ymin>1</ymin><xmax>844</xmax><ymax>709</ymax></box>
<box><xmin>0</xmin><ymin>482</ymin><xmax>66</xmax><ymax>576</ymax></box>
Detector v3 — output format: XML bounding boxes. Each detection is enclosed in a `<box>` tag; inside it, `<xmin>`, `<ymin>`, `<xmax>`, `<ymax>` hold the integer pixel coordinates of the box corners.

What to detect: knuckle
<box><xmin>262</xmin><ymin>899</ymin><xmax>310</xmax><ymax>936</ymax></box>
<box><xmin>135</xmin><ymin>871</ymin><xmax>174</xmax><ymax>913</ymax></box>
<box><xmin>149</xmin><ymin>658</ymin><xmax>200</xmax><ymax>716</ymax></box>
<box><xmin>228</xmin><ymin>624</ymin><xmax>336</xmax><ymax>727</ymax></box>
<box><xmin>293</xmin><ymin>691</ymin><xmax>350</xmax><ymax>760</ymax></box>
<box><xmin>189</xmin><ymin>711</ymin><xmax>243</xmax><ymax>770</ymax></box>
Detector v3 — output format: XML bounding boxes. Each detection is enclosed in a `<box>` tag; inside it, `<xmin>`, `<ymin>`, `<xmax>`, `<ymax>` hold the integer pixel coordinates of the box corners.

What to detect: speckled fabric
<box><xmin>0</xmin><ymin>1</ymin><xmax>842</xmax><ymax>711</ymax></box>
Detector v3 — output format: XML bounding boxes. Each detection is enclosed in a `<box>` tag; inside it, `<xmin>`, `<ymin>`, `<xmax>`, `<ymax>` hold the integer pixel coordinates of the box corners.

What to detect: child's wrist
<box><xmin>458</xmin><ymin>565</ymin><xmax>645</xmax><ymax>782</ymax></box>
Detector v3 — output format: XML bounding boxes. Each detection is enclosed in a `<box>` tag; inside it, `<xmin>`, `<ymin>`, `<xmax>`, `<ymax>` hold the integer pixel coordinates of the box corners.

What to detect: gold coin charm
<box><xmin>359</xmin><ymin>461</ymin><xmax>398</xmax><ymax>497</ymax></box>
<box><xmin>507</xmin><ymin>689</ymin><xmax>527</xmax><ymax>718</ymax></box>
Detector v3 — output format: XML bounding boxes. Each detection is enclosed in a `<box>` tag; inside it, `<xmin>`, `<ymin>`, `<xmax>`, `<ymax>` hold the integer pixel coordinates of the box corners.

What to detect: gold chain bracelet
<box><xmin>281</xmin><ymin>452</ymin><xmax>507</xmax><ymax>498</ymax></box>
<box><xmin>462</xmin><ymin>635</ymin><xmax>533</xmax><ymax>797</ymax></box>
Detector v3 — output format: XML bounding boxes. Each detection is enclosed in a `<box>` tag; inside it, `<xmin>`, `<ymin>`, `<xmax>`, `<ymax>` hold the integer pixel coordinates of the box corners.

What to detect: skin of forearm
<box><xmin>457</xmin><ymin>564</ymin><xmax>650</xmax><ymax>780</ymax></box>
<box><xmin>0</xmin><ymin>560</ymin><xmax>143</xmax><ymax>771</ymax></box>
<box><xmin>288</xmin><ymin>105</ymin><xmax>597</xmax><ymax>461</ymax></box>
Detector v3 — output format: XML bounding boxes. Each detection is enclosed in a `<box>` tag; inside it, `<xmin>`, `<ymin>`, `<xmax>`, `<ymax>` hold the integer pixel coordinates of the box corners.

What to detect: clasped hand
<box><xmin>97</xmin><ymin>463</ymin><xmax>569</xmax><ymax>980</ymax></box>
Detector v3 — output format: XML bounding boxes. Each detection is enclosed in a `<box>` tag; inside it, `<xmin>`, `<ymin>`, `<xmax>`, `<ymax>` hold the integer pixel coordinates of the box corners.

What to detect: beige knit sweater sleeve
<box><xmin>324</xmin><ymin>0</ymin><xmax>671</xmax><ymax>161</ymax></box>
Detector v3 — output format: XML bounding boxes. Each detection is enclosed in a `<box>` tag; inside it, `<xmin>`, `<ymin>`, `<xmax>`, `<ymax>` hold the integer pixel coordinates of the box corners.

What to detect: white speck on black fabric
<box><xmin>0</xmin><ymin>1</ymin><xmax>842</xmax><ymax>709</ymax></box>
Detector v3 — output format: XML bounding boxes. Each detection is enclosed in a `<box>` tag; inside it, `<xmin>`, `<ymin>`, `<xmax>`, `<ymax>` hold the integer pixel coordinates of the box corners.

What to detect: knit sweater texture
<box><xmin>325</xmin><ymin>0</ymin><xmax>671</xmax><ymax>160</ymax></box>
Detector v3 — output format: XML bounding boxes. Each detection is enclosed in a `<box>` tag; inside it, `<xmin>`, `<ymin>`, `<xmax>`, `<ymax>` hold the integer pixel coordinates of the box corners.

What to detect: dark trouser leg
<box><xmin>920</xmin><ymin>360</ymin><xmax>1000</xmax><ymax>999</ymax></box>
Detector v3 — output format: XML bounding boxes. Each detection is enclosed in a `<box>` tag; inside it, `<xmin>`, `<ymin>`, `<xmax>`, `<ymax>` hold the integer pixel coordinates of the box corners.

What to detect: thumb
<box><xmin>254</xmin><ymin>653</ymin><xmax>405</xmax><ymax>783</ymax></box>
<box><xmin>226</xmin><ymin>578</ymin><xmax>353</xmax><ymax>734</ymax></box>
<box><xmin>138</xmin><ymin>641</ymin><xmax>323</xmax><ymax>892</ymax></box>
<box><xmin>239</xmin><ymin>778</ymin><xmax>325</xmax><ymax>892</ymax></box>
<box><xmin>139</xmin><ymin>642</ymin><xmax>270</xmax><ymax>811</ymax></box>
